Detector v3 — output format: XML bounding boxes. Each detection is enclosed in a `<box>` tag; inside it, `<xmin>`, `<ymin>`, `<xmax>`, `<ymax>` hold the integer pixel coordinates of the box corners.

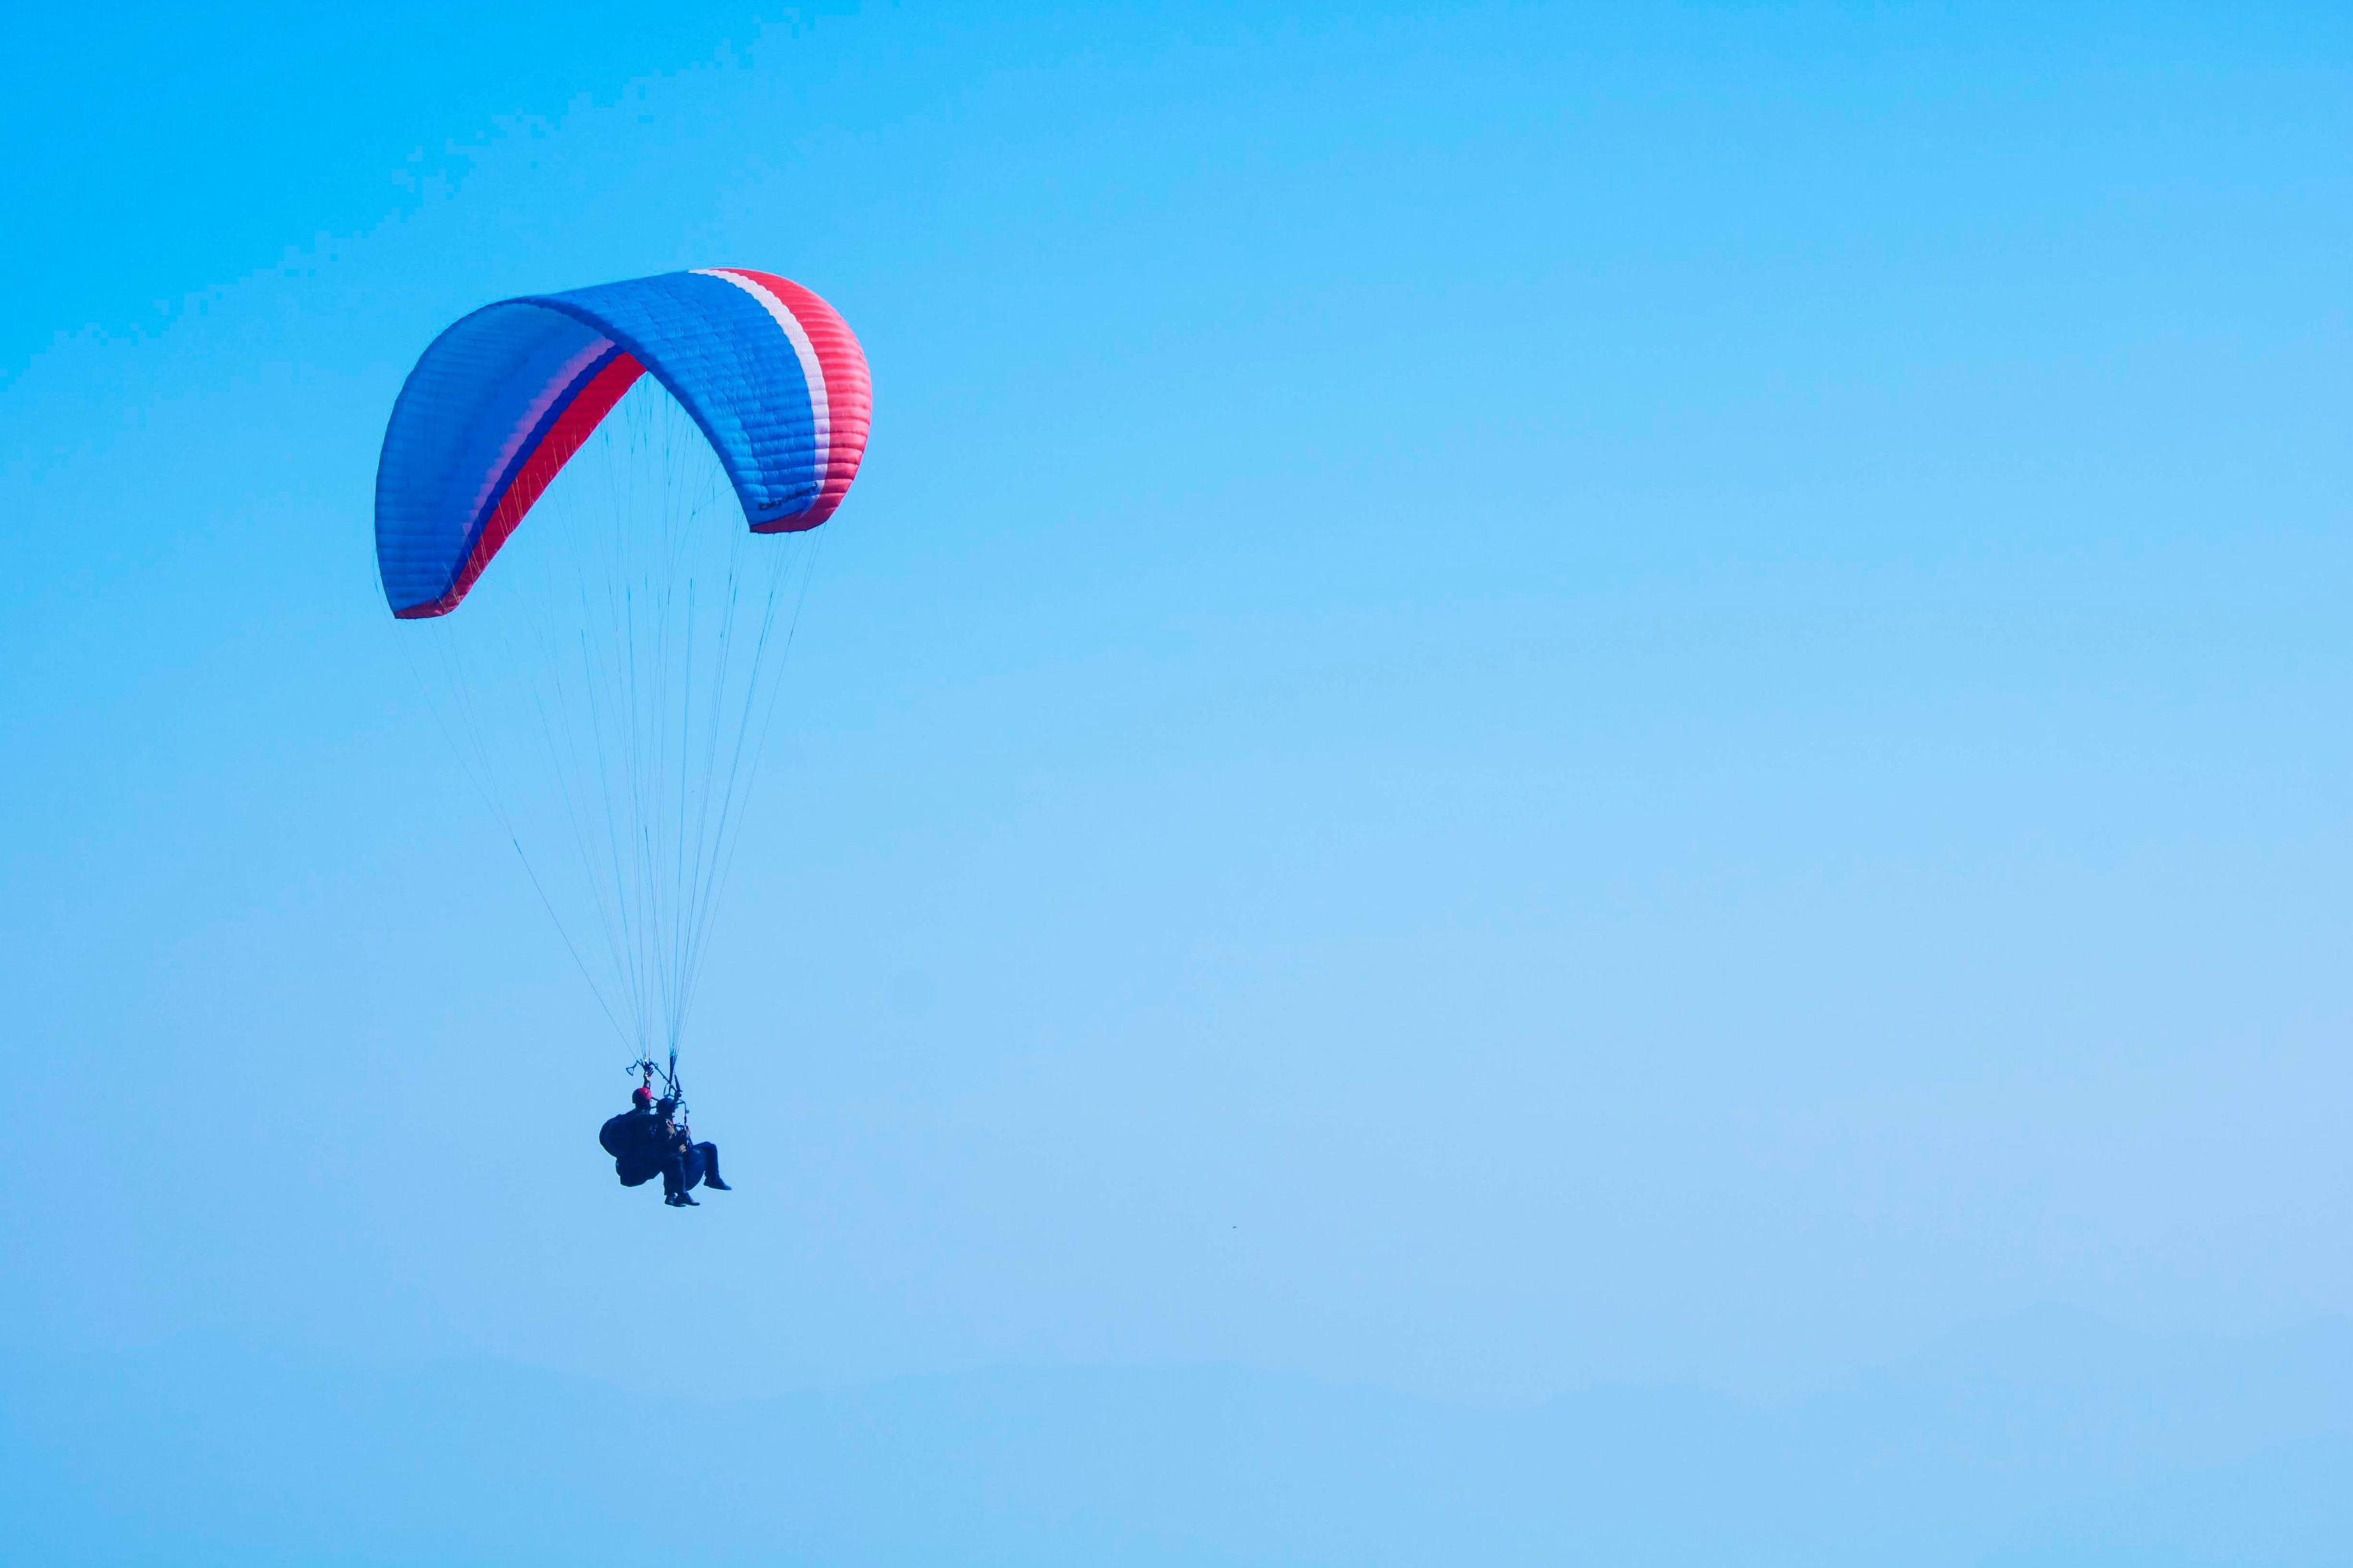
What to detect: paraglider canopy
<box><xmin>376</xmin><ymin>267</ymin><xmax>871</xmax><ymax>619</ymax></box>
<box><xmin>374</xmin><ymin>267</ymin><xmax>871</xmax><ymax>1075</ymax></box>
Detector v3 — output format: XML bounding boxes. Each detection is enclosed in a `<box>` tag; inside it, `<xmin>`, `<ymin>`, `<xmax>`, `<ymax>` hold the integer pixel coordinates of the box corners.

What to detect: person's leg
<box><xmin>676</xmin><ymin>1142</ymin><xmax>707</xmax><ymax>1192</ymax></box>
<box><xmin>661</xmin><ymin>1143</ymin><xmax>689</xmax><ymax>1200</ymax></box>
<box><xmin>696</xmin><ymin>1142</ymin><xmax>729</xmax><ymax>1191</ymax></box>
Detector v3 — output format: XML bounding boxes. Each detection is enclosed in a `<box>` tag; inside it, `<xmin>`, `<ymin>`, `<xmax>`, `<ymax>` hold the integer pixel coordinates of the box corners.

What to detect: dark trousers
<box><xmin>663</xmin><ymin>1141</ymin><xmax>722</xmax><ymax>1198</ymax></box>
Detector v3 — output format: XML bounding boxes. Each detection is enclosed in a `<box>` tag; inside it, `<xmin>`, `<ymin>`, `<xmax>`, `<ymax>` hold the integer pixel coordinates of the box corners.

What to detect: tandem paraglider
<box><xmin>373</xmin><ymin>269</ymin><xmax>873</xmax><ymax>1207</ymax></box>
<box><xmin>599</xmin><ymin>1056</ymin><xmax>731</xmax><ymax>1206</ymax></box>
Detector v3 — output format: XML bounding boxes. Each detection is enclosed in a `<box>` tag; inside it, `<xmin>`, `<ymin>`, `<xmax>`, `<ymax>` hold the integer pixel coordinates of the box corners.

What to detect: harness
<box><xmin>631</xmin><ymin>1050</ymin><xmax>690</xmax><ymax>1139</ymax></box>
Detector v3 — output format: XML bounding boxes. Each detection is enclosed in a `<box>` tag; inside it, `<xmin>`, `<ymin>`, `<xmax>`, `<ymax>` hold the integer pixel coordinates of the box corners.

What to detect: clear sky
<box><xmin>4</xmin><ymin>3</ymin><xmax>2351</xmax><ymax>1561</ymax></box>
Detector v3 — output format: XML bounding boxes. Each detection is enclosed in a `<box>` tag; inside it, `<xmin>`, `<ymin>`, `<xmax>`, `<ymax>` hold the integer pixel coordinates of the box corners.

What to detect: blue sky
<box><xmin>4</xmin><ymin>3</ymin><xmax>2351</xmax><ymax>1560</ymax></box>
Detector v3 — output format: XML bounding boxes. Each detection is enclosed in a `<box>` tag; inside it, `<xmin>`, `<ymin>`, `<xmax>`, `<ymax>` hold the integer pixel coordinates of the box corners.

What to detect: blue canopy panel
<box><xmin>374</xmin><ymin>268</ymin><xmax>872</xmax><ymax>619</ymax></box>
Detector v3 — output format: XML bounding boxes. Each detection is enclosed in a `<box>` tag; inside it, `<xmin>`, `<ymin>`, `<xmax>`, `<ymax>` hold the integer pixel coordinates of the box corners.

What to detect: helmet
<box><xmin>631</xmin><ymin>1085</ymin><xmax>654</xmax><ymax>1108</ymax></box>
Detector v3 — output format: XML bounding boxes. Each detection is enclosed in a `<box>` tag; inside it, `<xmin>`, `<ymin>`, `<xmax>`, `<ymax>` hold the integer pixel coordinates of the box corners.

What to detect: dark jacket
<box><xmin>598</xmin><ymin>1108</ymin><xmax>667</xmax><ymax>1186</ymax></box>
